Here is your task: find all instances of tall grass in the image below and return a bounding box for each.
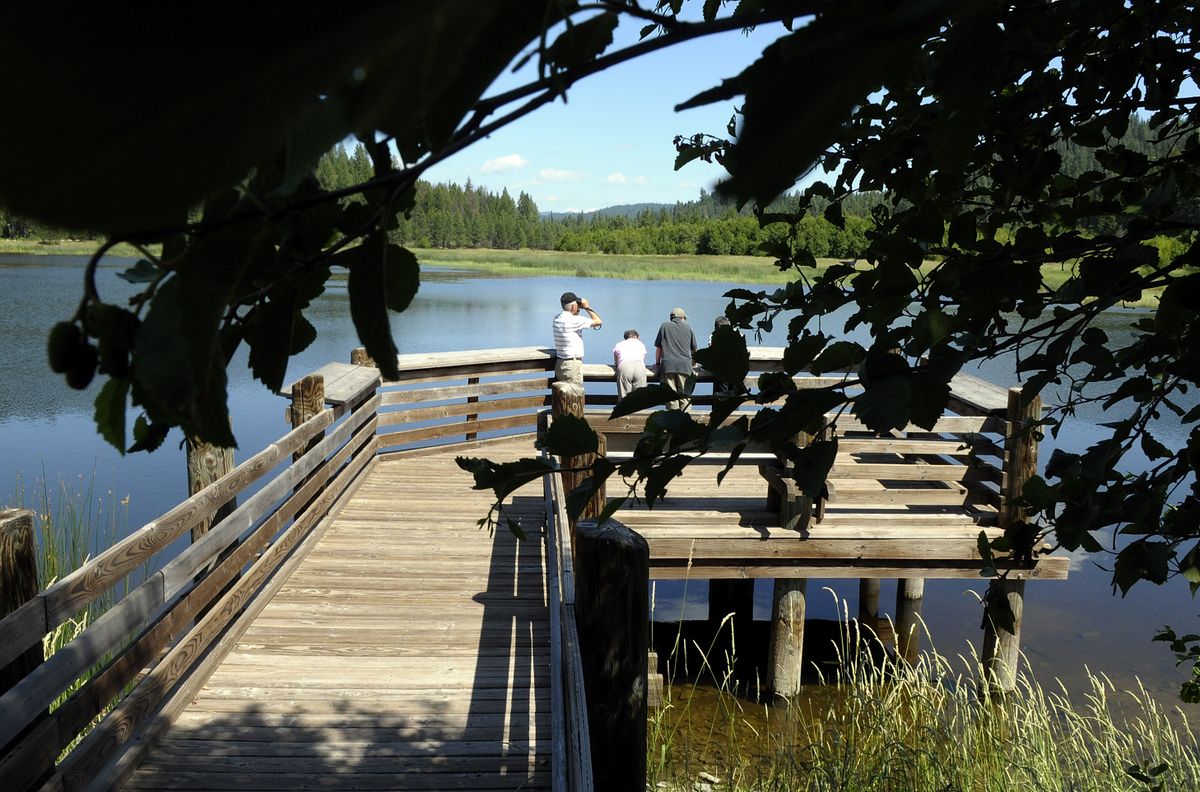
[8,473,134,755]
[649,596,1199,791]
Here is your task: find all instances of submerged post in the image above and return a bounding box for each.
[768,578,807,697]
[895,577,925,663]
[574,518,648,792]
[982,386,1041,692]
[858,578,880,628]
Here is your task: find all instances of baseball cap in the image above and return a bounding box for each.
[670,307,686,319]
[561,291,579,307]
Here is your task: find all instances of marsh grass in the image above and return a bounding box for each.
[649,595,1199,791]
[9,473,137,756]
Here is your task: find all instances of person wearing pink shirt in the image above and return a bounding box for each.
[612,329,648,400]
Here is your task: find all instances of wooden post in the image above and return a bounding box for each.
[350,347,375,367]
[895,577,925,663]
[0,509,41,695]
[465,375,480,441]
[768,578,807,697]
[1,508,54,788]
[552,382,606,543]
[858,578,880,627]
[981,578,1025,693]
[185,433,235,544]
[289,374,326,462]
[574,519,648,792]
[982,387,1041,692]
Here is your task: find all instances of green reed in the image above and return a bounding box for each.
[649,596,1199,792]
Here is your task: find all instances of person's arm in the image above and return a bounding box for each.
[579,297,602,328]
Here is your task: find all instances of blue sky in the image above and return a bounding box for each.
[423,17,788,214]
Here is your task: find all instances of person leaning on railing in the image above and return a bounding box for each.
[552,290,602,385]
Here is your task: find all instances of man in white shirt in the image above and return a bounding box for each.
[612,329,649,400]
[552,291,602,385]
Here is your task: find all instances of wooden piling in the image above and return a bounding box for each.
[858,578,880,627]
[895,577,925,663]
[551,382,606,542]
[350,347,375,367]
[981,578,1025,693]
[0,508,54,788]
[982,387,1041,692]
[574,519,648,792]
[768,578,807,697]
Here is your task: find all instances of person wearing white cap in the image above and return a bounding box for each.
[552,291,601,385]
[655,307,697,410]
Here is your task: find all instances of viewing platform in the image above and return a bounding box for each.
[0,346,1065,791]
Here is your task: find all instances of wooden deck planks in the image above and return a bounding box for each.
[124,439,552,792]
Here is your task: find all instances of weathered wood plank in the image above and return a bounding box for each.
[650,555,1070,580]
[63,442,379,791]
[38,407,335,628]
[377,394,549,426]
[380,376,553,406]
[377,412,536,447]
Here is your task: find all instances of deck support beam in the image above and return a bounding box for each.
[768,578,807,697]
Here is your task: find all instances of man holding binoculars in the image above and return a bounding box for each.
[552,291,602,385]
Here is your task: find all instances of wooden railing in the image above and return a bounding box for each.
[0,372,380,791]
[0,345,1034,792]
[544,463,593,792]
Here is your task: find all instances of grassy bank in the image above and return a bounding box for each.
[0,238,149,258]
[412,247,801,284]
[651,618,1198,791]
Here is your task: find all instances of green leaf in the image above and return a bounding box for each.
[853,375,912,433]
[340,240,400,380]
[546,12,618,70]
[780,439,838,499]
[610,383,678,419]
[543,413,599,458]
[117,259,159,284]
[456,456,553,503]
[681,3,948,206]
[128,415,169,454]
[384,244,421,313]
[810,341,865,375]
[1140,431,1172,461]
[646,455,692,508]
[94,378,129,454]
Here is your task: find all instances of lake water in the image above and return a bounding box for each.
[1,253,1196,708]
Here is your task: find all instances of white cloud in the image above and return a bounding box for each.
[634,176,648,185]
[679,180,698,188]
[606,172,627,184]
[546,195,559,202]
[540,168,585,182]
[481,154,529,172]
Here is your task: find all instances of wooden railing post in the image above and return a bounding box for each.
[0,508,54,789]
[982,386,1040,693]
[574,518,647,792]
[465,376,480,441]
[289,374,326,461]
[185,426,235,545]
[350,347,375,367]
[552,382,606,545]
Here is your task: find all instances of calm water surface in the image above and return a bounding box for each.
[0,253,1196,709]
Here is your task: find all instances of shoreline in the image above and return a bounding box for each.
[1,240,1163,307]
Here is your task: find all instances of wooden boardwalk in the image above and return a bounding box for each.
[125,440,552,791]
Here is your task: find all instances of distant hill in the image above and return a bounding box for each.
[541,202,671,220]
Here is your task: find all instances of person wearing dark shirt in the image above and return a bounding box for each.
[655,307,697,411]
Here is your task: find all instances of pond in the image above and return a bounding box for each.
[0,252,1196,709]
